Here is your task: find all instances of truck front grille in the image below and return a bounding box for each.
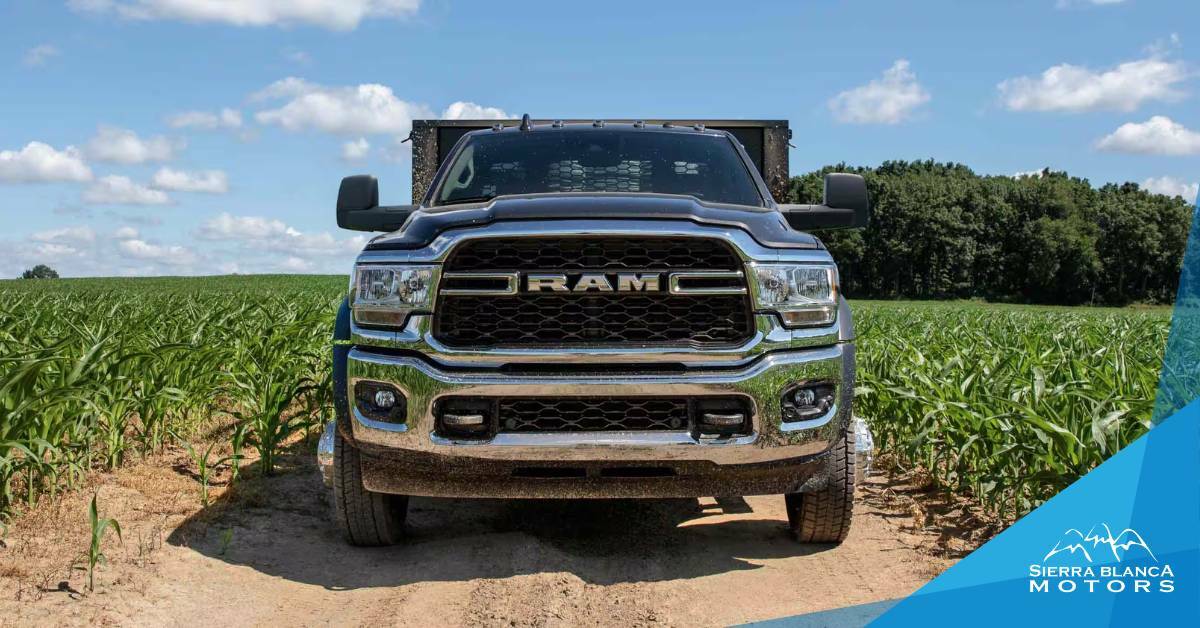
[433,237,754,347]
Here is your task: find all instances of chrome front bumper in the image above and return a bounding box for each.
[340,343,854,497]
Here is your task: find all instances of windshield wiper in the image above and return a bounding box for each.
[439,195,496,206]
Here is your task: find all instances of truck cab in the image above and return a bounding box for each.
[320,117,870,546]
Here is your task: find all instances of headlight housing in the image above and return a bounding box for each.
[351,264,437,326]
[749,263,838,328]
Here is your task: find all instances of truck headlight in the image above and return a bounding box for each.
[351,264,437,326]
[749,264,838,327]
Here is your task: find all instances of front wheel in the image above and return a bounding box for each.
[332,429,408,546]
[785,426,855,543]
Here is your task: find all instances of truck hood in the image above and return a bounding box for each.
[364,193,821,251]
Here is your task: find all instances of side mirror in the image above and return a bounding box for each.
[337,175,417,232]
[780,173,870,231]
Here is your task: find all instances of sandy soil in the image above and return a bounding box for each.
[0,442,985,627]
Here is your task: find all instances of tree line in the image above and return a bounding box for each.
[788,161,1196,306]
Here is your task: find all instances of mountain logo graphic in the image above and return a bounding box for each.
[1043,524,1157,563]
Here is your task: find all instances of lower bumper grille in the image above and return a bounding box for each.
[433,396,753,436]
[501,398,689,433]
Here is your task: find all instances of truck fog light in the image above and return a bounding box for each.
[354,381,406,424]
[782,383,836,422]
[373,389,397,409]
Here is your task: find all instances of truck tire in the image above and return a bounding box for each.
[333,429,408,546]
[785,426,855,543]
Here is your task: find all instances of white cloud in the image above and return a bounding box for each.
[151,167,229,193]
[86,126,183,164]
[23,44,60,67]
[283,48,310,64]
[1014,169,1048,179]
[32,226,97,244]
[279,256,313,272]
[68,0,421,30]
[196,213,296,240]
[1142,176,1199,203]
[195,212,366,269]
[828,60,930,125]
[998,57,1186,113]
[166,108,242,130]
[341,138,370,161]
[5,216,362,277]
[1095,116,1200,155]
[84,175,172,205]
[0,142,93,183]
[250,78,508,159]
[442,101,510,120]
[113,226,140,240]
[254,78,435,136]
[117,239,197,265]
[32,242,85,259]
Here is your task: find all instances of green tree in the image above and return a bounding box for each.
[787,162,1192,306]
[20,264,59,279]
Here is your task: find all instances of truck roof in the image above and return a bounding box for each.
[460,120,738,136]
[409,118,791,204]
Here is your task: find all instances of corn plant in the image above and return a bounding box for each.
[84,493,122,592]
[171,430,240,507]
[223,311,320,476]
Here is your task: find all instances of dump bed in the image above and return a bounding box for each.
[409,119,790,204]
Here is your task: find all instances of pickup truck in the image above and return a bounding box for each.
[318,117,872,546]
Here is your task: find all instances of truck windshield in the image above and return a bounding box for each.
[434,130,764,207]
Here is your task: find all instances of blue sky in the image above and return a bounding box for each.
[1,0,1198,277]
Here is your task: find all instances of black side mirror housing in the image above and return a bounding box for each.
[337,175,417,232]
[780,173,870,231]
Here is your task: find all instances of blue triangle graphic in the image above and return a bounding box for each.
[871,399,1200,626]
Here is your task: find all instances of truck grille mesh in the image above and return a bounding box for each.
[499,398,689,432]
[434,237,753,347]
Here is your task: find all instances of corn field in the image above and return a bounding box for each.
[0,276,1173,522]
[0,275,343,515]
[854,302,1170,520]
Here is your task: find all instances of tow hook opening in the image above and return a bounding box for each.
[692,397,753,437]
[435,398,496,439]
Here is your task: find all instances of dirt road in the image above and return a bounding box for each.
[2,446,963,627]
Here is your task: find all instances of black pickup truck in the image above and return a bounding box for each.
[318,117,872,546]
